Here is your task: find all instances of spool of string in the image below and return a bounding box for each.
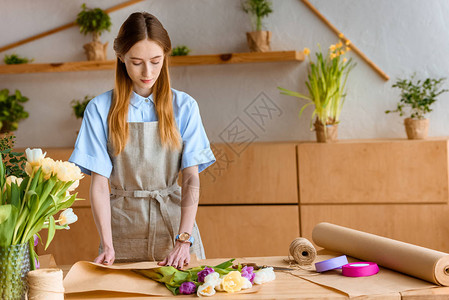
[27,268,64,300]
[289,237,317,266]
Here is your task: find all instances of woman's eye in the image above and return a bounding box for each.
[132,62,142,66]
[151,61,160,65]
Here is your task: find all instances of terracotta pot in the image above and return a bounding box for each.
[404,118,429,139]
[246,31,271,52]
[314,119,338,143]
[83,41,108,61]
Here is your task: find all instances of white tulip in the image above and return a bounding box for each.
[197,283,216,297]
[5,175,23,186]
[58,208,78,229]
[241,277,253,289]
[254,267,276,285]
[204,272,220,286]
[25,148,46,164]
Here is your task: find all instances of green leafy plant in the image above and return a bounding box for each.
[385,75,448,120]
[242,0,273,31]
[171,45,191,56]
[0,135,26,178]
[278,39,356,128]
[0,89,29,134]
[71,95,93,119]
[3,54,33,65]
[75,3,111,42]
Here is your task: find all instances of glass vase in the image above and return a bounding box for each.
[0,243,30,300]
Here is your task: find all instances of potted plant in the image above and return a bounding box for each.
[3,54,33,65]
[278,37,356,143]
[385,75,448,139]
[171,45,191,56]
[0,89,29,135]
[71,95,92,137]
[75,3,111,61]
[242,0,273,52]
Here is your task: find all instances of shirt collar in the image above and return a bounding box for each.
[130,91,154,108]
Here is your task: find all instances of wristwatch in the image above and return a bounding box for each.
[175,232,194,247]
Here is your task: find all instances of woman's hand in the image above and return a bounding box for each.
[158,241,191,269]
[94,246,115,266]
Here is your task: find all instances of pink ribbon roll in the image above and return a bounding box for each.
[315,255,349,272]
[342,262,379,277]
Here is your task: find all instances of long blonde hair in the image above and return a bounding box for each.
[108,12,181,156]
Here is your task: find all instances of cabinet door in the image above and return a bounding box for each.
[199,143,298,204]
[298,139,449,204]
[36,207,99,265]
[196,205,300,258]
[301,204,449,252]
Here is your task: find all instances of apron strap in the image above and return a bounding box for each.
[110,183,180,261]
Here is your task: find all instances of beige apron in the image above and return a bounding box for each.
[105,122,206,262]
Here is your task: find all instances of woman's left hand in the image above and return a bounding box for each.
[158,241,191,269]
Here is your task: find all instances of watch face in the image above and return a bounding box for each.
[179,232,190,241]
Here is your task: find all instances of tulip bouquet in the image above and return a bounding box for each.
[134,259,276,297]
[0,148,83,270]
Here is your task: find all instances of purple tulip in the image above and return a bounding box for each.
[34,234,38,247]
[197,267,214,283]
[35,258,40,269]
[179,281,196,294]
[241,266,255,283]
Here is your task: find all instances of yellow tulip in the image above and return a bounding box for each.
[346,46,351,52]
[330,53,337,59]
[338,33,344,38]
[303,48,310,55]
[345,40,351,46]
[41,157,56,180]
[343,58,348,63]
[222,271,244,293]
[336,41,343,48]
[329,45,336,51]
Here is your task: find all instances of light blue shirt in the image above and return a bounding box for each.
[69,89,216,178]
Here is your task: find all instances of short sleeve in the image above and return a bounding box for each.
[68,100,112,178]
[181,100,215,173]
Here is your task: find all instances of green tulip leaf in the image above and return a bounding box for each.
[0,204,12,224]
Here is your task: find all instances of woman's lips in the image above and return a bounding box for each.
[141,79,152,84]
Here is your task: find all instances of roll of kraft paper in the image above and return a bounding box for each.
[342,262,379,277]
[312,222,449,286]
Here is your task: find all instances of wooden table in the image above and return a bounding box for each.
[58,256,449,299]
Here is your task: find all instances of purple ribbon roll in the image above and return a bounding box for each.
[315,255,349,272]
[342,262,379,277]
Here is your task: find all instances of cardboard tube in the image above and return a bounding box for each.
[312,222,449,285]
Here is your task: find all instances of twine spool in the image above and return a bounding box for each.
[27,268,64,300]
[289,237,317,266]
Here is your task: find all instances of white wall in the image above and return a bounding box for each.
[1,0,448,148]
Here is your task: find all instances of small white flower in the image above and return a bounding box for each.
[197,283,216,297]
[254,267,276,285]
[58,208,78,229]
[204,272,220,286]
[241,277,253,289]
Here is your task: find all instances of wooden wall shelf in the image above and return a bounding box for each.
[0,50,304,74]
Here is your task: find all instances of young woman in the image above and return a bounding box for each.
[69,12,215,269]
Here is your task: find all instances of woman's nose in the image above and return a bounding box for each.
[142,62,153,77]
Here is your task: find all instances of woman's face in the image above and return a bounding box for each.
[121,39,165,98]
